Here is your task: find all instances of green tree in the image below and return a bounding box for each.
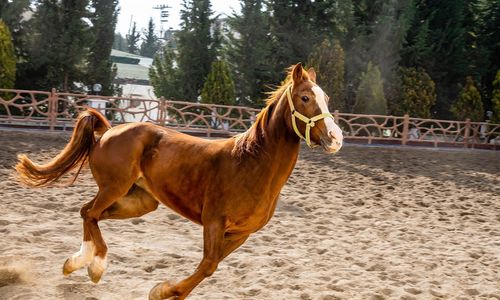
[0,20,16,89]
[201,60,235,105]
[268,0,320,77]
[413,0,469,118]
[59,0,92,91]
[126,22,140,54]
[87,0,119,96]
[353,62,387,115]
[17,0,91,91]
[345,0,413,115]
[0,0,30,58]
[478,0,500,110]
[489,70,500,123]
[176,0,217,101]
[451,76,484,121]
[397,67,436,118]
[149,42,179,100]
[308,39,346,112]
[227,0,273,107]
[140,18,160,58]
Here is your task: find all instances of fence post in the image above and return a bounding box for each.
[333,110,340,124]
[402,114,409,146]
[48,88,58,130]
[158,96,166,126]
[464,118,471,148]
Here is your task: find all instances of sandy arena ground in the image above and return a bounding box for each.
[0,129,499,300]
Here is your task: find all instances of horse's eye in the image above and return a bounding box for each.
[301,96,309,102]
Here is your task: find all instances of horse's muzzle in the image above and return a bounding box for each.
[321,126,343,153]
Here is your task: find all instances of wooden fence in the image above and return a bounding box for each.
[1,88,499,150]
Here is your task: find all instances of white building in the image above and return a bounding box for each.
[110,49,159,122]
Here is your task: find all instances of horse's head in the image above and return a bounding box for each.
[283,63,343,153]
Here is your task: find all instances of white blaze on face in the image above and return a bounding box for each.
[311,84,343,147]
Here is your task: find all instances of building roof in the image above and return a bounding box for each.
[111,49,153,83]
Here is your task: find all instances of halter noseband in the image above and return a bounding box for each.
[283,85,334,148]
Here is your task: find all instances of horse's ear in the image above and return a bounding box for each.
[292,63,308,84]
[307,68,317,83]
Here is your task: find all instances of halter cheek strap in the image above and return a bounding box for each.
[285,86,334,148]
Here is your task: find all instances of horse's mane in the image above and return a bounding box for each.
[231,74,292,158]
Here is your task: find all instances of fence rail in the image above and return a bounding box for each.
[1,88,499,150]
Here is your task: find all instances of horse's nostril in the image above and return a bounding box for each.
[328,131,338,141]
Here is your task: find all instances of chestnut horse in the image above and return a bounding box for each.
[15,64,343,299]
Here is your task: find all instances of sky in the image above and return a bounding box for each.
[116,0,241,36]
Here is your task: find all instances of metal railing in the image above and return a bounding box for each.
[1,88,499,149]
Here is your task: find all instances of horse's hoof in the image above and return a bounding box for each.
[87,256,107,284]
[62,258,73,276]
[149,283,164,300]
[149,282,177,300]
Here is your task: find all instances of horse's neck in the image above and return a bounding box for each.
[259,95,301,171]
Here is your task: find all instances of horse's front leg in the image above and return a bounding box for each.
[149,219,247,300]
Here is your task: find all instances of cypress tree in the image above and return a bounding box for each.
[353,62,387,115]
[451,76,484,121]
[227,0,273,107]
[176,0,217,101]
[87,0,119,96]
[308,39,346,112]
[0,20,16,90]
[201,60,235,105]
[397,67,436,118]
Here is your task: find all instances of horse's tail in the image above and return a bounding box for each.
[15,108,111,187]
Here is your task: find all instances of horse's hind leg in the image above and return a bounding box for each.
[85,183,158,283]
[62,199,96,276]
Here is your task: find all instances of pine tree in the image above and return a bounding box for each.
[308,39,346,112]
[0,20,16,90]
[268,0,318,76]
[400,10,432,67]
[176,0,217,101]
[126,22,140,54]
[451,76,484,121]
[149,42,179,100]
[397,67,436,118]
[87,0,119,96]
[227,0,273,107]
[417,0,469,118]
[201,60,235,105]
[489,70,500,124]
[353,62,387,115]
[140,18,160,58]
[17,0,91,91]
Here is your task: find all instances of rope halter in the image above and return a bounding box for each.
[284,85,335,148]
